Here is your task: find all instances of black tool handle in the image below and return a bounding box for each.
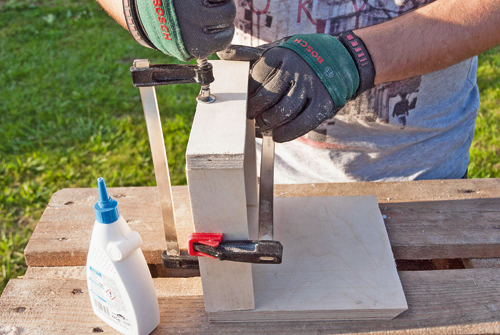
[130,63,214,87]
[193,240,283,264]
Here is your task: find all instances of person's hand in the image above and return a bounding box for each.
[218,32,375,142]
[127,0,236,61]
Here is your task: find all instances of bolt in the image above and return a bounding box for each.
[196,58,215,104]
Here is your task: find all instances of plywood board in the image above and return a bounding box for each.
[212,195,408,321]
[186,60,254,313]
[185,61,249,170]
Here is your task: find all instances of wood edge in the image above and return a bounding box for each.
[24,250,164,268]
[186,154,245,170]
[274,178,500,202]
[23,266,87,280]
[207,307,409,322]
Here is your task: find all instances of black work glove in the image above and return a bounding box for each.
[218,32,375,142]
[124,0,236,61]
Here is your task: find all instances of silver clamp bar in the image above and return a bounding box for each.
[134,59,180,256]
[258,130,275,241]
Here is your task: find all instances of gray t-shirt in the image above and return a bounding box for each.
[233,0,479,183]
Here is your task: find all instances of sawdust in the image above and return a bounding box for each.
[0,326,23,335]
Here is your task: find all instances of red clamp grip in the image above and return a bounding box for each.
[188,233,223,259]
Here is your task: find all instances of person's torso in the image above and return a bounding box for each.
[233,0,480,183]
[232,0,436,46]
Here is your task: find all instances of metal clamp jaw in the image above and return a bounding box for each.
[130,59,215,103]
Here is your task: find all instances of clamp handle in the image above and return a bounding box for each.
[188,233,283,264]
[130,62,214,88]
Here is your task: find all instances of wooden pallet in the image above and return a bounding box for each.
[2,178,500,333]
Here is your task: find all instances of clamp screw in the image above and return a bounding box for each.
[196,58,216,104]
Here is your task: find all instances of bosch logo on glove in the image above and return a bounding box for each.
[152,0,171,40]
[324,66,334,78]
[293,38,324,64]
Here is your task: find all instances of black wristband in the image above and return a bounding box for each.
[338,30,375,95]
[123,0,157,50]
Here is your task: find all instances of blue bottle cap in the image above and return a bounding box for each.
[94,177,120,224]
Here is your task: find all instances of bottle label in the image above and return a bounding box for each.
[88,264,132,331]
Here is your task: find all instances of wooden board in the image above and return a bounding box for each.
[468,258,500,268]
[185,60,249,171]
[274,178,500,202]
[24,186,193,267]
[2,268,500,334]
[185,60,255,313]
[24,179,500,268]
[210,196,407,322]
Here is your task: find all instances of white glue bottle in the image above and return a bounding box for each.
[86,177,160,335]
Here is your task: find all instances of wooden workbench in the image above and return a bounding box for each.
[1,178,500,334]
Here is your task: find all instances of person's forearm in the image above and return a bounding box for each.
[96,0,127,29]
[355,0,500,85]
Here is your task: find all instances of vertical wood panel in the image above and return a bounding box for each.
[186,60,254,312]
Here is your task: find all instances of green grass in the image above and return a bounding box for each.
[0,0,199,293]
[0,0,499,295]
[469,46,500,178]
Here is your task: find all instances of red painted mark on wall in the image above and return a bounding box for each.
[352,0,367,29]
[352,0,367,12]
[297,0,316,25]
[248,0,271,15]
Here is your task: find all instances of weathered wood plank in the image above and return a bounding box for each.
[382,198,500,259]
[23,266,86,280]
[467,258,500,268]
[2,269,500,334]
[24,186,193,267]
[24,179,500,268]
[274,178,500,203]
